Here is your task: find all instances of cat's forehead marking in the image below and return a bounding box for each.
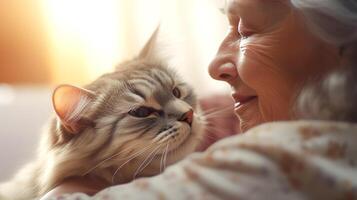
[128,67,175,103]
[153,89,172,106]
[149,68,177,106]
[150,68,175,88]
[146,96,162,110]
[128,82,150,101]
[127,73,157,101]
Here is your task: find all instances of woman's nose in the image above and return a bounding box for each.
[208,59,238,82]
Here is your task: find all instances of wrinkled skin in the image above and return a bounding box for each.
[209,0,341,132]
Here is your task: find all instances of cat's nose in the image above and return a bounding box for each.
[178,109,193,126]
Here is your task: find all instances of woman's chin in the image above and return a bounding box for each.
[234,100,264,132]
[238,120,260,132]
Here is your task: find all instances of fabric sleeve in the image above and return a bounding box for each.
[43,121,357,200]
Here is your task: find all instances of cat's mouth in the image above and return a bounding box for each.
[154,121,196,156]
[166,128,191,153]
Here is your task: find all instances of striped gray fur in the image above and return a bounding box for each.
[0,30,204,200]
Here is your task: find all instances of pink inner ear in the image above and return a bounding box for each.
[53,85,82,121]
[52,85,94,134]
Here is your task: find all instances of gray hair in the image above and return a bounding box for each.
[291,0,357,122]
[291,0,357,46]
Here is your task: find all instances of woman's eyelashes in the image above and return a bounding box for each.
[239,32,248,39]
[228,18,250,40]
[238,22,254,39]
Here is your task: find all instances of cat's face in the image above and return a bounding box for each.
[93,65,203,177]
[49,27,204,183]
[51,65,203,183]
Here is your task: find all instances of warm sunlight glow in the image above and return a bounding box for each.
[44,0,121,83]
[42,0,229,95]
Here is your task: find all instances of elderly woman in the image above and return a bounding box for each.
[43,0,357,199]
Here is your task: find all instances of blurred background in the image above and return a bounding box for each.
[0,0,230,181]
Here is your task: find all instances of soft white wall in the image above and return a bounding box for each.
[0,86,52,181]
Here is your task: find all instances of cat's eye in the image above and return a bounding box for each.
[128,106,153,118]
[172,87,181,98]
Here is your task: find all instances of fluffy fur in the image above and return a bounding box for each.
[0,29,204,200]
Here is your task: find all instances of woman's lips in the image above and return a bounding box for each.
[232,93,257,115]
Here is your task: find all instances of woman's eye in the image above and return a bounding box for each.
[238,29,251,39]
[238,22,253,39]
[128,106,153,118]
[172,87,181,98]
[239,31,249,39]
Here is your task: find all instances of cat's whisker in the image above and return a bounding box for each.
[199,105,233,119]
[201,115,237,121]
[159,142,167,173]
[200,105,233,116]
[111,144,156,183]
[199,104,231,115]
[202,132,217,140]
[133,144,163,179]
[159,152,164,173]
[205,124,237,135]
[204,131,226,140]
[160,141,170,172]
[163,141,170,171]
[196,115,235,126]
[203,123,227,130]
[203,124,227,130]
[199,107,219,116]
[153,130,170,143]
[83,146,138,176]
[153,125,179,143]
[197,114,233,123]
[159,134,171,144]
[116,143,154,164]
[144,145,163,175]
[116,142,158,161]
[83,155,118,176]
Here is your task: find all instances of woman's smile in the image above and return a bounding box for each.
[234,96,257,116]
[208,0,341,131]
[232,92,257,111]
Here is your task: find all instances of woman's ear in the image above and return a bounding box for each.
[52,84,95,134]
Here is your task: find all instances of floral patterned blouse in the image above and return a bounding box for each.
[43,120,357,200]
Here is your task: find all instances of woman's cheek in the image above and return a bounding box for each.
[238,43,293,121]
[237,47,257,86]
[259,91,293,121]
[237,44,274,88]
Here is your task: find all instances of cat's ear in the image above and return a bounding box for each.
[138,26,161,61]
[52,84,95,134]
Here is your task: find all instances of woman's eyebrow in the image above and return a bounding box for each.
[226,0,245,16]
[219,7,227,15]
[217,0,228,15]
[225,0,263,16]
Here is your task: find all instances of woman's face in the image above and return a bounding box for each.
[209,0,340,132]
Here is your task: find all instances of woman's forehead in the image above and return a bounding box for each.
[225,0,287,15]
[226,0,262,15]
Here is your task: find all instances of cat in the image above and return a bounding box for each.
[0,28,204,200]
